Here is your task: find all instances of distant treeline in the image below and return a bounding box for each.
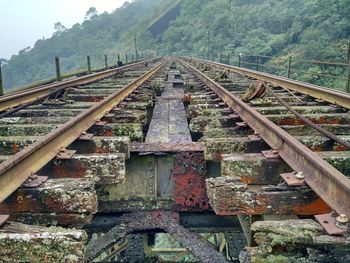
[1,0,349,91]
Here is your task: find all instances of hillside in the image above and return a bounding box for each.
[2,0,349,90]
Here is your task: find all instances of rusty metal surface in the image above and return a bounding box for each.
[188,57,350,110]
[178,58,350,218]
[280,172,306,186]
[315,213,348,236]
[55,149,76,160]
[0,60,166,203]
[22,175,48,188]
[131,142,204,153]
[85,211,228,263]
[0,59,159,112]
[173,152,210,211]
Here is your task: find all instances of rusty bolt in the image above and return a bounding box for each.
[295,172,305,179]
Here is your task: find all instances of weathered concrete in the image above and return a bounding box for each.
[0,116,70,125]
[102,109,148,125]
[39,153,126,185]
[240,219,350,262]
[265,113,350,126]
[206,177,330,216]
[0,178,97,226]
[221,153,289,185]
[201,137,269,160]
[0,124,56,136]
[0,222,87,262]
[189,115,238,133]
[255,105,346,115]
[88,123,144,142]
[69,136,130,158]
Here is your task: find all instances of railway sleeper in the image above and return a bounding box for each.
[38,153,126,185]
[265,112,350,126]
[206,176,331,216]
[0,136,130,157]
[0,178,98,227]
[220,152,350,184]
[202,135,350,160]
[240,219,350,262]
[0,222,87,262]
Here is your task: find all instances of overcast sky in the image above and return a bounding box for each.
[0,0,128,59]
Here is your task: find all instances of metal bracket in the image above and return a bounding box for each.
[236,122,248,128]
[78,132,94,141]
[22,174,48,188]
[0,215,9,227]
[56,149,76,160]
[229,113,240,119]
[104,113,115,119]
[262,149,280,159]
[315,213,349,236]
[280,172,306,186]
[95,121,107,126]
[248,134,262,141]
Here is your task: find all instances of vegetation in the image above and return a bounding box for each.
[1,0,349,91]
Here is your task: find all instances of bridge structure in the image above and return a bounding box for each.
[0,56,349,262]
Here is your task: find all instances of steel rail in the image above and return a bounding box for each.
[0,59,158,112]
[0,60,167,203]
[178,58,350,218]
[185,57,350,109]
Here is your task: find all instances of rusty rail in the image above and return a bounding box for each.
[0,60,166,203]
[186,57,350,109]
[0,59,159,112]
[178,58,350,218]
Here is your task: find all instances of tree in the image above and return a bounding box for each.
[85,7,98,20]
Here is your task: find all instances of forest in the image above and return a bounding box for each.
[1,0,349,91]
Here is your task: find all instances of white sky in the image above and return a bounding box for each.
[0,0,128,59]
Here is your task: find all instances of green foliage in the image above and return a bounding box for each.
[1,0,349,91]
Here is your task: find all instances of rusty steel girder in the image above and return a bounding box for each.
[0,60,166,203]
[0,59,159,112]
[189,58,350,110]
[178,58,350,218]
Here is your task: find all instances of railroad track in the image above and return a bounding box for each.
[0,57,349,262]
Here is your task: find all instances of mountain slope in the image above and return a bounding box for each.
[2,0,349,90]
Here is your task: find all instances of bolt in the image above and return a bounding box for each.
[295,172,305,179]
[336,214,349,225]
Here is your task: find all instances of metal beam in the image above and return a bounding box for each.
[178,58,350,218]
[0,60,166,203]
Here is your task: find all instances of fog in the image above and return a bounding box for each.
[0,0,128,59]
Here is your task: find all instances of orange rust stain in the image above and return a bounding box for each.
[292,198,331,215]
[0,193,41,213]
[103,131,113,137]
[52,161,86,178]
[334,145,348,151]
[318,116,340,125]
[240,177,256,184]
[311,146,322,152]
[95,147,105,154]
[12,143,20,154]
[279,118,304,126]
